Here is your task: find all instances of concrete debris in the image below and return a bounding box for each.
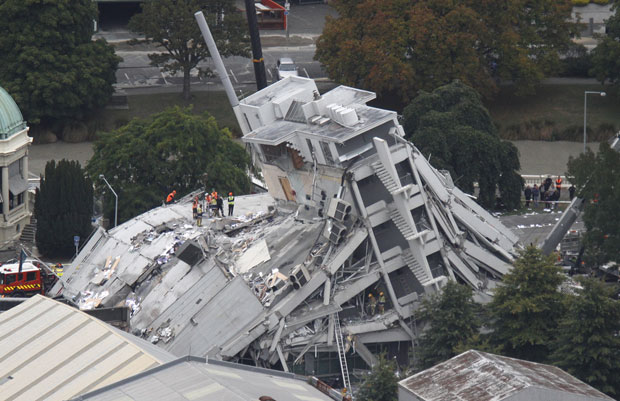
[53,78,522,379]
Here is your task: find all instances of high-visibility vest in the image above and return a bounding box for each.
[228,196,234,205]
[166,192,175,202]
[556,178,562,188]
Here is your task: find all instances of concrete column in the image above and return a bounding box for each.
[2,166,8,216]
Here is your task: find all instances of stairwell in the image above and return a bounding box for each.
[402,249,432,286]
[389,209,416,240]
[19,215,36,244]
[371,161,399,193]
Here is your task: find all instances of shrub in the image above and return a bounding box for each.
[572,0,590,5]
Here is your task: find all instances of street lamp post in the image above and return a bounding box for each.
[584,91,606,153]
[99,174,118,228]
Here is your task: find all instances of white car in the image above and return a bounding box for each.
[276,57,298,80]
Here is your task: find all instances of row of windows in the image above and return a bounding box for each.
[0,271,37,285]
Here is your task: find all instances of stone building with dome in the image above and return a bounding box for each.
[0,86,32,249]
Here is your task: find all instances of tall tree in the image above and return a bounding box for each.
[591,0,620,89]
[87,107,251,224]
[35,160,94,257]
[567,143,620,266]
[416,280,481,370]
[403,81,522,209]
[357,354,398,401]
[487,246,566,363]
[315,0,577,105]
[129,0,250,100]
[0,0,120,125]
[550,278,620,397]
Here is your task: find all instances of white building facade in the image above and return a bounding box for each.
[0,86,32,248]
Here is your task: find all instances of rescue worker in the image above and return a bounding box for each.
[367,293,377,316]
[378,291,386,314]
[205,193,212,217]
[166,190,176,205]
[228,192,235,216]
[555,176,563,194]
[192,197,198,219]
[54,263,64,277]
[196,204,203,227]
[211,193,219,217]
[217,194,224,217]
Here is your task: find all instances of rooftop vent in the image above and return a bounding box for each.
[325,103,358,126]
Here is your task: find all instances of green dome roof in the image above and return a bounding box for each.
[0,86,26,139]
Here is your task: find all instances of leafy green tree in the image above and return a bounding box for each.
[315,0,577,105]
[550,278,620,397]
[357,354,398,401]
[403,81,522,209]
[591,0,620,89]
[567,143,620,266]
[87,107,250,224]
[129,0,250,100]
[35,160,94,257]
[0,0,120,124]
[416,280,481,370]
[487,246,566,363]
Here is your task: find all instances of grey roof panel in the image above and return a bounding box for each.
[0,296,174,401]
[399,350,613,401]
[75,358,334,401]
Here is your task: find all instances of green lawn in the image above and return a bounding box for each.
[486,84,620,142]
[91,90,242,137]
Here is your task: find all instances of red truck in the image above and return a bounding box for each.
[0,261,57,297]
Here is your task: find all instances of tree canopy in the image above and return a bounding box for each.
[567,142,620,266]
[357,354,398,401]
[591,1,620,89]
[315,0,577,105]
[487,246,566,363]
[0,0,120,125]
[416,280,480,370]
[403,81,522,209]
[35,160,94,257]
[129,0,250,100]
[87,107,251,225]
[550,278,620,397]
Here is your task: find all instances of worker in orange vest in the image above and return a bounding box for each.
[555,176,562,194]
[166,190,176,204]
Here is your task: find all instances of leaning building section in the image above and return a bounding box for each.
[53,76,520,381]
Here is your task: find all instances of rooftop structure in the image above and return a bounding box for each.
[0,295,175,401]
[398,350,613,401]
[54,77,521,385]
[73,356,337,401]
[0,86,27,139]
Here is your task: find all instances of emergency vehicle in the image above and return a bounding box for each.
[0,261,56,297]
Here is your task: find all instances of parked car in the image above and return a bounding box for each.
[276,57,298,80]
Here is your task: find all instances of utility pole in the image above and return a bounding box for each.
[244,0,268,90]
[285,1,290,40]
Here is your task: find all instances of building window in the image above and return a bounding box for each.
[320,141,335,165]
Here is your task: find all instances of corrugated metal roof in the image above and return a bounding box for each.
[0,295,175,401]
[74,356,335,401]
[399,350,613,401]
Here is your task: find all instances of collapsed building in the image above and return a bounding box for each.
[52,77,520,385]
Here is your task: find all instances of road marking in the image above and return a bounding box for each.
[303,68,310,78]
[124,73,134,86]
[230,69,238,83]
[267,69,273,79]
[160,71,169,85]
